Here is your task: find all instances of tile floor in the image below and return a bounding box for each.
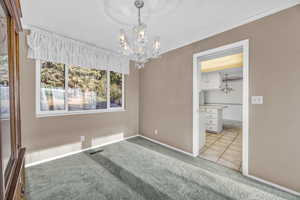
[199,126,242,171]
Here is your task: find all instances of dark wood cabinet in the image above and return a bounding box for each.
[0,0,24,200]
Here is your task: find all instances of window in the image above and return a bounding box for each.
[110,71,123,108]
[37,61,124,116]
[0,7,12,176]
[40,62,65,111]
[68,66,107,111]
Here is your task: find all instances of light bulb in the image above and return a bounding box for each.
[138,30,145,40]
[152,36,161,57]
[119,29,127,43]
[153,38,160,50]
[133,24,147,43]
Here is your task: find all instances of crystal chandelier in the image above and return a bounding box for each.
[221,74,234,94]
[119,0,161,68]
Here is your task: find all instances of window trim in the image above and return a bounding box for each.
[35,60,125,117]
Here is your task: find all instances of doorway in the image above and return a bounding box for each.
[193,40,249,174]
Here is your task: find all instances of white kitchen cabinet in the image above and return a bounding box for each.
[200,107,223,133]
[200,72,222,90]
[206,108,223,133]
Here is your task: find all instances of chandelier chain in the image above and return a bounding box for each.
[135,0,144,25]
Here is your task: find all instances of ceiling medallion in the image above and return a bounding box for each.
[103,0,182,26]
[118,0,161,68]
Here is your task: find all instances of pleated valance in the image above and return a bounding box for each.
[27,27,130,74]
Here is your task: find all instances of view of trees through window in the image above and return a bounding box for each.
[110,71,122,107]
[40,62,65,111]
[40,61,123,113]
[68,66,107,110]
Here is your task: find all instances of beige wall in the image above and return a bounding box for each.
[139,5,300,192]
[19,33,139,164]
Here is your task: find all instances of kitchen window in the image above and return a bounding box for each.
[36,60,125,117]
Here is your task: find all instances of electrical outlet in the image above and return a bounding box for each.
[80,136,85,142]
[154,129,158,135]
[251,96,263,104]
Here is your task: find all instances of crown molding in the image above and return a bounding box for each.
[161,0,300,55]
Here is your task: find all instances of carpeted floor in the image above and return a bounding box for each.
[25,137,299,200]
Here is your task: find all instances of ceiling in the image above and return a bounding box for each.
[21,0,299,54]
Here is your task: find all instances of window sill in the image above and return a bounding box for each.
[36,108,126,118]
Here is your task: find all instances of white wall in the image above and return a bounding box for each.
[205,79,242,121]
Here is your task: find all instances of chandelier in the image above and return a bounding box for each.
[119,0,161,68]
[221,74,234,94]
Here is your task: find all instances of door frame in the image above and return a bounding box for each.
[192,39,249,175]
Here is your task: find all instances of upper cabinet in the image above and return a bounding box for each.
[200,72,222,91]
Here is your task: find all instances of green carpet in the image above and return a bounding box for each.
[25,137,299,200]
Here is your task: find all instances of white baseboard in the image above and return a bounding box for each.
[25,135,139,168]
[246,174,300,196]
[139,135,196,157]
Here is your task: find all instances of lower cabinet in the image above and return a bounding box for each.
[204,108,223,133]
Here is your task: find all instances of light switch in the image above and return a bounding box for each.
[251,96,263,104]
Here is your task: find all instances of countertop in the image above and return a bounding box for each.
[199,104,227,110]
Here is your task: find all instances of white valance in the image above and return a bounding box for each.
[27,27,130,74]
